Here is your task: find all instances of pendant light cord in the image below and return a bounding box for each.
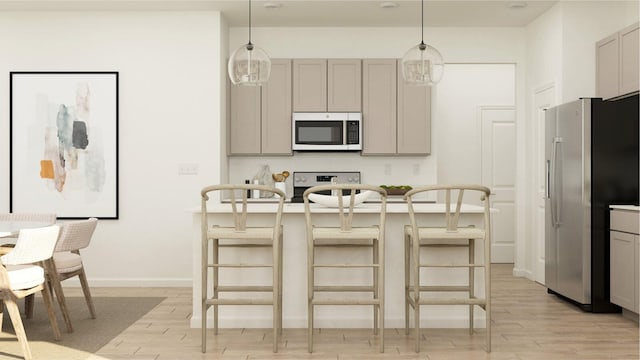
[248,0,253,46]
[419,0,426,50]
[421,0,424,45]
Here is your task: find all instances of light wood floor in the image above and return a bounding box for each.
[8,264,640,359]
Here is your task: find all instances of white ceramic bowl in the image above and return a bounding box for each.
[308,190,372,208]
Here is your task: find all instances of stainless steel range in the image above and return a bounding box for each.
[291,171,361,203]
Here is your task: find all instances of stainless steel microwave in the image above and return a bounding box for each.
[292,112,362,151]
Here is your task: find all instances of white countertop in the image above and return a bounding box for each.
[194,202,489,214]
[610,205,640,212]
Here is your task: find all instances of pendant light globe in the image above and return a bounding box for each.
[401,0,443,86]
[228,42,271,86]
[401,42,443,86]
[228,0,271,86]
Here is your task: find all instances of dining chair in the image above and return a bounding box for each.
[0,213,57,317]
[0,225,62,360]
[200,184,285,353]
[0,213,57,244]
[43,217,99,333]
[403,184,492,352]
[303,184,387,353]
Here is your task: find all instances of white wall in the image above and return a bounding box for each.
[0,11,225,286]
[436,64,516,185]
[522,1,639,281]
[561,1,640,102]
[227,27,526,197]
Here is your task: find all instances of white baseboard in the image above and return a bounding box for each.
[512,267,534,280]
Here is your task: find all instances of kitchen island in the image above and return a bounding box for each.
[191,202,492,329]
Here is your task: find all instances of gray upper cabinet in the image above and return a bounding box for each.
[229,82,261,155]
[328,59,362,111]
[619,22,639,96]
[262,59,293,155]
[362,59,431,155]
[596,22,639,100]
[293,59,361,112]
[362,59,397,155]
[397,59,431,155]
[229,59,292,156]
[293,59,327,111]
[596,33,619,100]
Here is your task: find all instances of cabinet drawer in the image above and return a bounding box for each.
[611,210,640,234]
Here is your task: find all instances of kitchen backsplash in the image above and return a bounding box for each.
[227,152,437,198]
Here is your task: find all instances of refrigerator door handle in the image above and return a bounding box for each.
[551,136,563,227]
[546,160,551,199]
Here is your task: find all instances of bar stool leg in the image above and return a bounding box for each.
[404,232,410,335]
[201,237,208,353]
[469,238,475,334]
[278,232,284,336]
[413,235,421,353]
[272,235,280,353]
[379,235,385,353]
[373,238,379,335]
[307,240,314,353]
[213,239,219,335]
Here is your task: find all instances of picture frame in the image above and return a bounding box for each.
[10,71,119,219]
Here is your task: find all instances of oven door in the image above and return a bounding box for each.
[293,120,345,150]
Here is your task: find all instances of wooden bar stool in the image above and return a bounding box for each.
[200,184,285,353]
[303,184,387,353]
[403,184,492,352]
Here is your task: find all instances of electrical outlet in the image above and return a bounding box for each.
[179,163,199,175]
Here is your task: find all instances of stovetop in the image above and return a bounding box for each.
[291,171,361,203]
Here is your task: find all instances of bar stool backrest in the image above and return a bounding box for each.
[200,184,285,232]
[404,184,492,233]
[303,184,388,232]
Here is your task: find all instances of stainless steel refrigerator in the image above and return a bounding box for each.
[545,95,639,312]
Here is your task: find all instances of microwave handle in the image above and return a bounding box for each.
[343,121,347,145]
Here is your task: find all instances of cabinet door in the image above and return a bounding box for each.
[362,59,397,155]
[328,59,362,111]
[633,235,640,314]
[610,230,636,310]
[229,82,261,155]
[293,59,327,111]
[596,33,620,100]
[397,59,431,155]
[619,22,639,96]
[262,59,292,155]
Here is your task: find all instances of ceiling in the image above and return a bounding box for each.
[0,0,560,27]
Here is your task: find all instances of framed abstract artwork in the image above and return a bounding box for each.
[10,72,119,219]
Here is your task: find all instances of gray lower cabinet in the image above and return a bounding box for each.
[596,22,639,100]
[609,208,640,313]
[362,59,431,155]
[229,59,292,156]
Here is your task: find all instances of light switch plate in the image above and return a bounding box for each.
[179,163,199,175]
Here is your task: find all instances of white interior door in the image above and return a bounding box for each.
[481,106,516,263]
[533,84,555,284]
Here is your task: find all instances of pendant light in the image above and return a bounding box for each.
[401,0,443,86]
[228,0,271,86]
